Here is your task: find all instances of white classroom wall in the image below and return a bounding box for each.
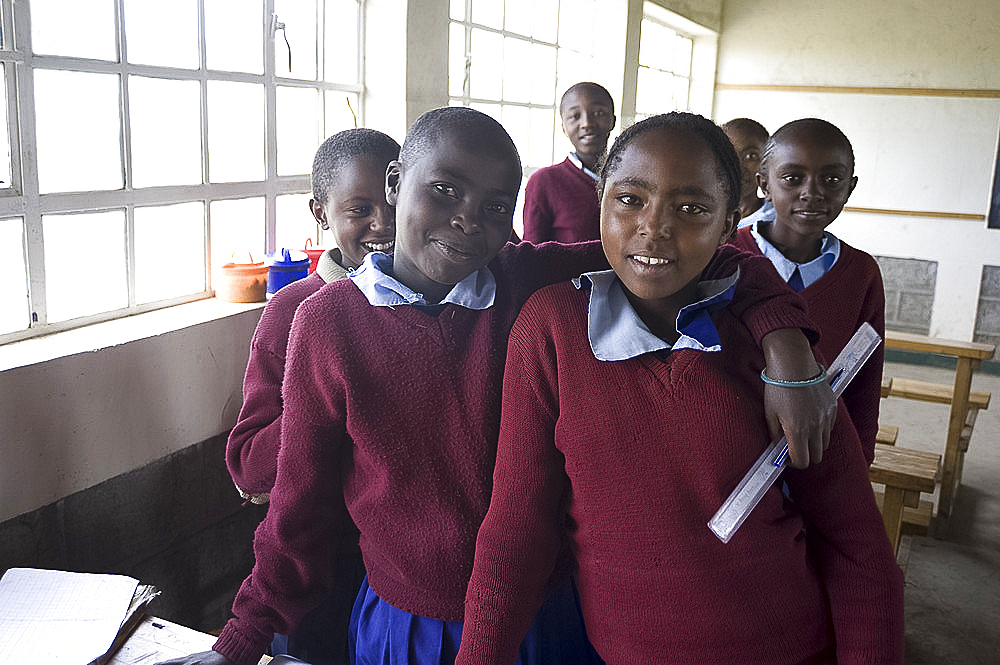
[713,0,1000,340]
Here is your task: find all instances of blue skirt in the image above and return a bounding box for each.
[348,577,603,665]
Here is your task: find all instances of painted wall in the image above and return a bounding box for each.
[714,0,1000,341]
[0,308,261,522]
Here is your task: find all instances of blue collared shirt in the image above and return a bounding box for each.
[749,221,841,290]
[573,269,740,361]
[567,152,600,182]
[348,251,497,310]
[737,200,774,229]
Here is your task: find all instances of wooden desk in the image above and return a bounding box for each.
[109,616,271,665]
[884,330,994,519]
[869,443,941,556]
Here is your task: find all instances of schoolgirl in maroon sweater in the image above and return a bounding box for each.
[161,108,836,665]
[457,113,903,665]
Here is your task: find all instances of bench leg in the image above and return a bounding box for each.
[938,358,978,520]
[880,487,907,557]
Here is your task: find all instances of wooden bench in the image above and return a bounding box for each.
[883,331,994,521]
[876,424,899,445]
[869,442,941,556]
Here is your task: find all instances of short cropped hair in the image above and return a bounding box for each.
[600,112,742,212]
[760,118,855,175]
[721,118,769,144]
[398,106,520,171]
[311,128,401,204]
[559,82,615,114]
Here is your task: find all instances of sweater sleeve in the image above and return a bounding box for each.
[457,294,571,665]
[522,170,555,244]
[783,403,905,664]
[214,300,350,665]
[704,243,820,345]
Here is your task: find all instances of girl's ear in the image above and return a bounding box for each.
[309,198,329,230]
[756,172,771,201]
[385,161,401,206]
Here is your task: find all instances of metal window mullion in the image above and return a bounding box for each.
[264,0,278,255]
[13,0,46,327]
[116,0,138,307]
[197,0,213,290]
[355,0,365,126]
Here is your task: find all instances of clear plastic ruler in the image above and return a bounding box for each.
[707,322,882,543]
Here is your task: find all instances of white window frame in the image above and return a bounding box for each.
[0,0,364,345]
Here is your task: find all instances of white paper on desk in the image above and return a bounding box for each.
[0,567,140,663]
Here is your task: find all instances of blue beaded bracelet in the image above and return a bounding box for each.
[760,364,828,387]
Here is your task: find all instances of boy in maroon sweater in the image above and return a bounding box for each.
[521,82,616,244]
[226,128,399,665]
[161,108,834,665]
[730,118,885,463]
[457,113,902,665]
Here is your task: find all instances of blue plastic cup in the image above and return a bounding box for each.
[265,248,310,298]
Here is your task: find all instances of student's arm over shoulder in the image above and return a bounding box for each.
[492,239,609,302]
[225,272,328,500]
[783,404,904,664]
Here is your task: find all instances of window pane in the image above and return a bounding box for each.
[450,0,465,21]
[210,198,265,277]
[532,0,559,43]
[130,77,202,188]
[43,211,127,322]
[205,0,262,74]
[34,70,122,193]
[528,107,555,169]
[324,0,359,83]
[277,86,321,176]
[31,0,116,60]
[449,22,467,98]
[0,218,28,334]
[472,1,503,29]
[208,81,264,182]
[470,28,503,100]
[558,1,594,53]
[0,64,12,189]
[502,37,531,103]
[325,91,359,135]
[134,202,206,303]
[504,0,532,36]
[124,0,199,69]
[636,66,674,115]
[529,43,556,106]
[275,0,318,80]
[276,193,316,254]
[501,105,529,167]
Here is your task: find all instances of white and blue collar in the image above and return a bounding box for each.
[750,221,841,290]
[348,251,497,310]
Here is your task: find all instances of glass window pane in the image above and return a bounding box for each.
[449,22,467,98]
[450,0,465,21]
[205,0,262,74]
[277,86,321,176]
[130,77,202,188]
[470,28,503,100]
[134,202,206,303]
[325,0,359,83]
[275,0,318,80]
[34,70,123,193]
[532,0,559,43]
[210,198,265,277]
[208,81,264,182]
[636,66,673,115]
[528,107,556,169]
[674,35,693,75]
[502,37,531,103]
[0,218,28,334]
[0,64,12,190]
[501,104,529,167]
[31,0,116,60]
[325,91,360,136]
[558,1,594,53]
[529,43,556,106]
[472,1,503,29]
[276,193,317,254]
[124,0,199,69]
[504,0,532,37]
[43,211,127,322]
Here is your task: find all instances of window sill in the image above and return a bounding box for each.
[0,298,265,373]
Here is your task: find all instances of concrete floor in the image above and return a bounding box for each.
[878,360,1000,664]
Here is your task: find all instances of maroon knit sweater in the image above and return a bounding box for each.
[522,158,601,243]
[731,227,886,463]
[212,241,816,665]
[458,282,904,665]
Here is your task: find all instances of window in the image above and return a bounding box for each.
[448,0,627,232]
[0,0,363,343]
